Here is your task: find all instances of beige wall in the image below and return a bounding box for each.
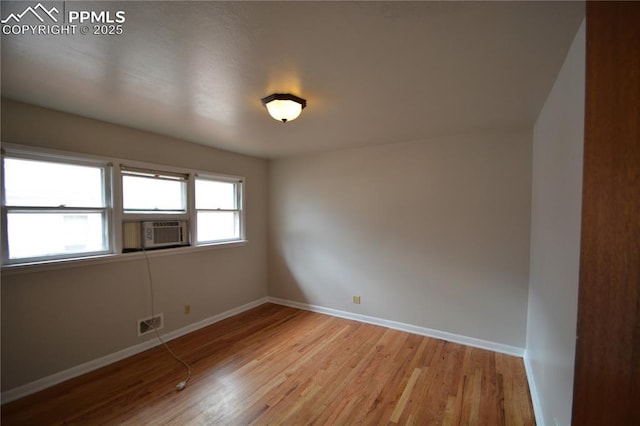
[0,98,538,393]
[269,130,532,347]
[1,99,269,391]
[526,20,585,426]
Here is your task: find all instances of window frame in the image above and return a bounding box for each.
[194,174,245,244]
[1,144,247,268]
[120,165,190,219]
[1,150,113,265]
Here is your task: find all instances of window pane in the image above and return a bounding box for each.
[123,175,185,212]
[196,180,236,209]
[7,212,107,259]
[197,211,239,242]
[4,158,104,207]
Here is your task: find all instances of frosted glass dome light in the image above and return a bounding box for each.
[261,93,307,123]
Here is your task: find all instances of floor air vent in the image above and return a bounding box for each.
[138,314,163,336]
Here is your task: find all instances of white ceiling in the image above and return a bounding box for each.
[1,1,584,159]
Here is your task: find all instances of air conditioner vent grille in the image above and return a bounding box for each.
[149,221,183,244]
[142,220,189,248]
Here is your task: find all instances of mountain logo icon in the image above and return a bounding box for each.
[1,3,59,24]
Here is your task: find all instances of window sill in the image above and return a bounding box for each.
[0,240,248,276]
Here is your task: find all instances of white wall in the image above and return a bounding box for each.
[269,130,532,348]
[0,100,269,391]
[525,20,585,426]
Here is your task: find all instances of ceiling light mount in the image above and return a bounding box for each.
[261,93,307,123]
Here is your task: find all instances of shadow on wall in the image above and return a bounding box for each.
[266,130,532,348]
[268,232,312,305]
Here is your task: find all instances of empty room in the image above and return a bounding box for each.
[1,1,638,425]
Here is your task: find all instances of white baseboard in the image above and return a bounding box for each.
[523,351,545,426]
[1,297,269,404]
[3,296,526,405]
[267,297,524,357]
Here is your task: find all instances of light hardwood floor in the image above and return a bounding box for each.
[1,303,535,425]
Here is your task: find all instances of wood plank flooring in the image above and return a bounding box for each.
[1,303,535,425]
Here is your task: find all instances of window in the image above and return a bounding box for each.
[1,145,245,267]
[2,155,110,263]
[121,167,187,214]
[195,176,243,243]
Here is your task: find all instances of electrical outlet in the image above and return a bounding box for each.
[353,295,361,304]
[184,304,191,314]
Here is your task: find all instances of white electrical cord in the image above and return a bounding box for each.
[143,249,192,391]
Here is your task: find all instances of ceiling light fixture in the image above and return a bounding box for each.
[261,93,307,123]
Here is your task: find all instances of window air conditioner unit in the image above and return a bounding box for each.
[142,221,189,248]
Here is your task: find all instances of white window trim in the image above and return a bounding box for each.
[0,240,248,275]
[1,150,113,265]
[1,143,247,271]
[121,165,189,216]
[194,173,245,244]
